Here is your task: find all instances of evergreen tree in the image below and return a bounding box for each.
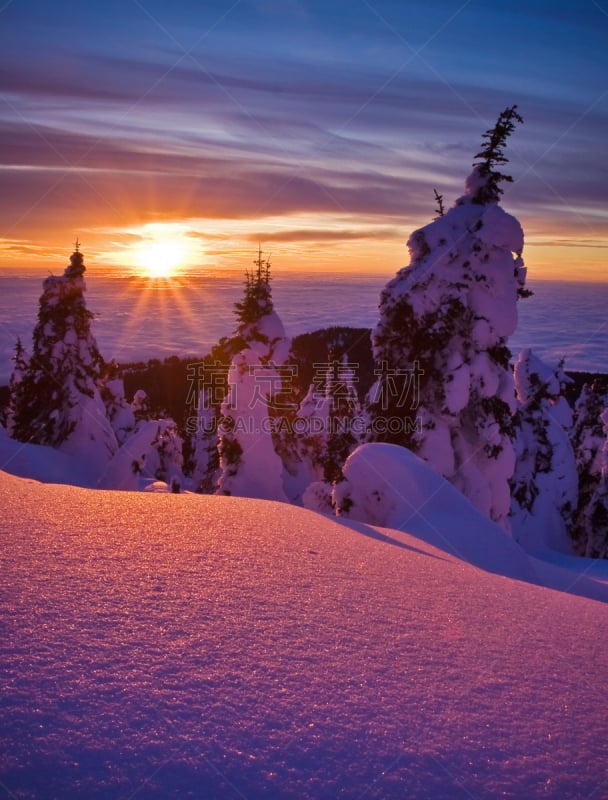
[570,383,608,557]
[9,243,117,464]
[233,247,290,365]
[510,350,577,552]
[5,338,29,437]
[99,370,136,446]
[216,249,290,500]
[149,418,184,492]
[433,189,445,218]
[191,386,220,493]
[584,414,608,558]
[235,245,272,327]
[99,416,184,492]
[132,389,153,423]
[470,105,524,204]
[367,109,526,528]
[295,381,332,485]
[323,356,361,483]
[216,349,287,501]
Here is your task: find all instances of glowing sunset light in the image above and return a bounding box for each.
[0,1,605,282]
[134,240,186,279]
[120,224,204,278]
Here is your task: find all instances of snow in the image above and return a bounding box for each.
[370,165,527,529]
[475,203,524,255]
[1,469,608,799]
[244,307,291,364]
[57,391,117,470]
[217,348,288,502]
[98,419,184,492]
[7,250,118,466]
[334,443,531,579]
[511,350,578,555]
[0,425,99,487]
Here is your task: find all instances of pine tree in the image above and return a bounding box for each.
[216,249,290,500]
[295,381,332,485]
[8,243,117,464]
[584,415,608,558]
[322,356,361,483]
[191,386,220,493]
[5,338,29,437]
[99,416,184,492]
[132,389,153,423]
[470,105,524,204]
[235,245,272,326]
[367,109,526,528]
[510,350,577,552]
[99,369,136,446]
[149,418,184,492]
[216,349,287,501]
[570,382,608,556]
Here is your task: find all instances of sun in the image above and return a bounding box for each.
[128,226,202,280]
[137,241,183,278]
[134,239,188,278]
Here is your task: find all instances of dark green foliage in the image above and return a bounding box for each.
[487,343,512,370]
[471,105,524,204]
[585,489,608,559]
[369,293,470,448]
[9,249,105,446]
[570,381,608,557]
[5,338,28,434]
[217,433,243,487]
[321,358,360,483]
[289,327,374,404]
[510,354,573,529]
[234,247,273,328]
[433,189,445,218]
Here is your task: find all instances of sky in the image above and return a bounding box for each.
[0,0,607,278]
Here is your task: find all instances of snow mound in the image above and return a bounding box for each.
[1,470,608,799]
[334,443,533,579]
[0,425,99,487]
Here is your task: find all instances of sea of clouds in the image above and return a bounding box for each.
[1,271,607,385]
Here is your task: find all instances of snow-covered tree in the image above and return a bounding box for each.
[8,244,117,466]
[583,412,608,558]
[367,108,526,528]
[293,381,332,486]
[132,389,153,423]
[283,352,364,507]
[294,356,361,486]
[100,417,184,492]
[5,338,29,436]
[191,386,220,493]
[510,349,577,553]
[470,105,524,204]
[216,250,289,501]
[100,374,136,445]
[216,349,287,501]
[233,246,290,365]
[321,356,362,483]
[571,383,608,557]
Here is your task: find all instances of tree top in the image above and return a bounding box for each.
[470,105,523,204]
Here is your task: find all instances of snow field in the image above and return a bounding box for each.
[2,471,608,799]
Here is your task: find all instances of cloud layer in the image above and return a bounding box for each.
[0,0,606,276]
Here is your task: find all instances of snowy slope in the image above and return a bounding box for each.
[1,471,607,800]
[0,425,101,487]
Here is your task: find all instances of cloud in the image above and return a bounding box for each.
[243,227,402,243]
[1,2,606,266]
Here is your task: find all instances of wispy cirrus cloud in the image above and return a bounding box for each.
[0,0,606,276]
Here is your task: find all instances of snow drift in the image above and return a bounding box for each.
[1,470,607,800]
[333,443,532,578]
